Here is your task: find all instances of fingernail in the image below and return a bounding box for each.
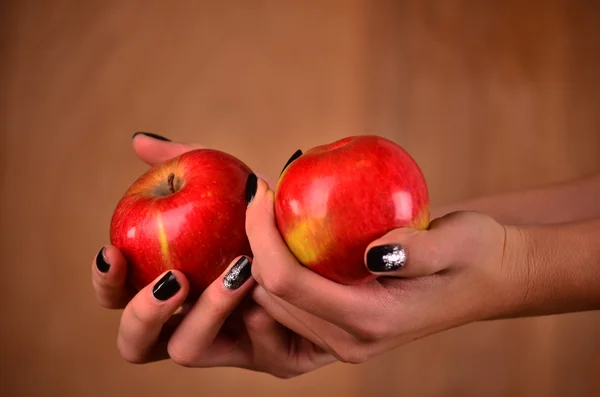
[366,245,407,272]
[152,271,181,301]
[96,247,110,273]
[223,256,252,290]
[132,132,171,142]
[280,149,303,176]
[245,173,257,206]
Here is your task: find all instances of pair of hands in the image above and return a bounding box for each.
[92,134,524,378]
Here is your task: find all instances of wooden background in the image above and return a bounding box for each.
[1,1,599,396]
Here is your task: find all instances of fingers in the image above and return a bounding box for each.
[131,132,203,166]
[250,286,330,351]
[242,304,336,377]
[252,286,357,363]
[117,270,189,364]
[166,256,255,368]
[251,286,347,353]
[92,246,133,309]
[245,177,362,329]
[364,214,462,278]
[130,132,278,187]
[241,305,293,375]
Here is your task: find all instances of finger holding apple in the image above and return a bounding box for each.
[110,147,254,300]
[273,135,430,285]
[98,132,514,372]
[94,225,335,375]
[131,132,278,186]
[246,136,519,364]
[96,133,280,309]
[92,245,133,309]
[92,134,209,312]
[93,133,339,377]
[131,131,207,166]
[117,269,190,364]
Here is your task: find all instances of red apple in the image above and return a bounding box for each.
[110,149,253,299]
[274,135,429,285]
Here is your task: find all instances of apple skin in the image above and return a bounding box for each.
[110,149,253,299]
[274,135,430,285]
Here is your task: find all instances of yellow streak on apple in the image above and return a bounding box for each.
[413,207,431,230]
[285,218,332,266]
[156,212,172,270]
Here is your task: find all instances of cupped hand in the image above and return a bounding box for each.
[246,176,526,364]
[92,133,335,377]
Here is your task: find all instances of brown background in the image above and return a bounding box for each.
[2,1,600,396]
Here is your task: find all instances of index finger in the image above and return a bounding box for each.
[131,132,204,166]
[130,133,277,187]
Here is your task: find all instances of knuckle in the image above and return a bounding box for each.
[352,322,388,342]
[95,293,113,309]
[417,237,442,273]
[259,363,301,380]
[202,292,230,320]
[97,292,127,310]
[129,302,156,327]
[245,201,263,236]
[92,279,115,308]
[261,270,291,299]
[338,348,370,365]
[242,308,272,334]
[329,338,370,365]
[167,342,196,368]
[117,337,145,364]
[99,301,121,310]
[246,192,274,239]
[270,370,298,380]
[250,263,263,286]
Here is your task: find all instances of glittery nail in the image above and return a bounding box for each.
[223,257,252,290]
[366,245,407,272]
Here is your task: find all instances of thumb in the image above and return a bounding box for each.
[132,132,204,166]
[364,222,454,278]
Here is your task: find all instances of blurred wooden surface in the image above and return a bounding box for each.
[1,1,600,396]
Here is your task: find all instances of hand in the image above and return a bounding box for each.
[92,133,335,377]
[245,176,525,364]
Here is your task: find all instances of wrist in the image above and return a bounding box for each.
[482,224,531,320]
[498,220,600,318]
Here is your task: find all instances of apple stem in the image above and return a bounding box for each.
[167,173,176,194]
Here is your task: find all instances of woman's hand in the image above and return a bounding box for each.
[93,248,334,376]
[92,133,335,377]
[245,176,527,364]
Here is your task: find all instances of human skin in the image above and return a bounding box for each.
[432,173,600,225]
[91,133,600,376]
[245,176,600,364]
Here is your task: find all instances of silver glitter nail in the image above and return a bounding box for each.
[381,246,407,270]
[367,245,407,272]
[223,257,252,290]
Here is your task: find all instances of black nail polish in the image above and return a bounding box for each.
[132,132,171,142]
[223,257,252,290]
[366,245,407,272]
[152,271,180,301]
[96,247,110,273]
[280,149,303,176]
[245,173,257,206]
